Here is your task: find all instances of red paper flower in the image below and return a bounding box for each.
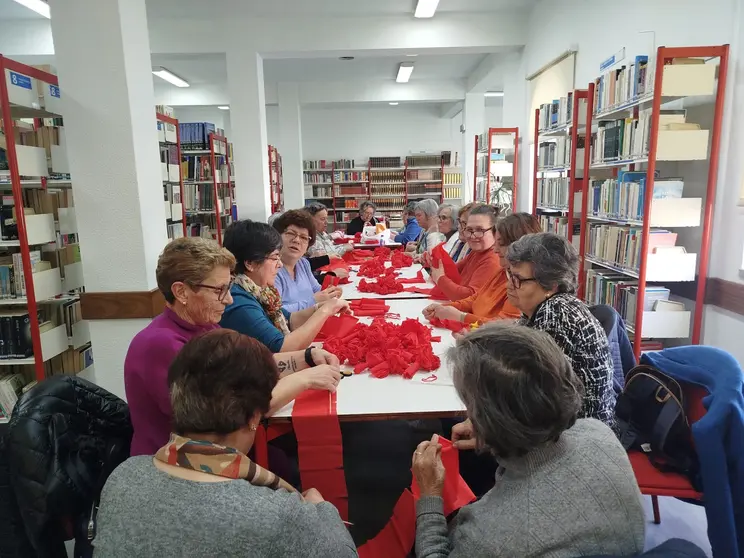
[373,247,392,259]
[391,251,413,268]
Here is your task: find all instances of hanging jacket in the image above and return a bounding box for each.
[589,304,636,394]
[4,375,133,558]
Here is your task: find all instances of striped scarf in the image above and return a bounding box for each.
[155,434,296,492]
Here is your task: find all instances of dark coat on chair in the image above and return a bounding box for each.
[589,304,636,394]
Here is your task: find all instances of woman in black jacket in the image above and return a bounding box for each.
[345,201,379,235]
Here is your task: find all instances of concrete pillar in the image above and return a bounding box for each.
[278,82,305,210]
[502,53,529,211]
[462,92,485,204]
[48,0,167,398]
[226,47,271,221]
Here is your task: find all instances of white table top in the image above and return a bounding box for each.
[340,262,432,300]
[353,242,402,249]
[272,298,465,420]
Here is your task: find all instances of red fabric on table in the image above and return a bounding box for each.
[357,489,416,558]
[391,251,414,268]
[352,308,389,317]
[428,317,469,333]
[291,390,348,521]
[343,249,375,265]
[397,270,425,284]
[354,232,362,243]
[350,298,388,309]
[401,286,447,299]
[321,274,336,289]
[314,314,359,342]
[431,244,461,282]
[358,275,405,295]
[411,437,476,517]
[363,239,379,244]
[318,259,351,273]
[333,237,351,245]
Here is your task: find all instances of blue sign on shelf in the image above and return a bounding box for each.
[49,84,60,98]
[599,55,616,72]
[9,71,32,90]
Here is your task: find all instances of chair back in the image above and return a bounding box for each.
[589,304,615,337]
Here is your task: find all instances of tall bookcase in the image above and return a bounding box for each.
[405,154,444,205]
[268,145,283,215]
[474,127,518,212]
[532,89,590,247]
[370,157,404,230]
[156,110,186,241]
[0,56,94,408]
[332,161,369,230]
[579,45,729,359]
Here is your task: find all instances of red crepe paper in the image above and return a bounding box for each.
[397,270,425,284]
[333,237,350,245]
[318,259,351,273]
[354,232,362,243]
[357,489,416,558]
[323,318,440,379]
[358,274,405,295]
[349,298,391,317]
[431,244,461,282]
[363,239,379,245]
[322,274,350,288]
[391,251,413,268]
[374,246,392,259]
[428,316,469,333]
[292,390,348,520]
[342,249,375,265]
[411,437,477,517]
[314,314,360,342]
[358,258,387,278]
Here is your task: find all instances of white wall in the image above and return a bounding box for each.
[172,106,232,139]
[523,0,744,359]
[484,100,504,128]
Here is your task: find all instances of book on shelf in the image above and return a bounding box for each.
[538,93,573,130]
[179,122,217,151]
[0,373,25,417]
[539,215,580,239]
[537,176,570,208]
[334,170,368,182]
[588,173,683,221]
[587,224,679,271]
[369,157,401,168]
[406,155,442,167]
[593,55,654,114]
[538,136,571,168]
[0,310,38,359]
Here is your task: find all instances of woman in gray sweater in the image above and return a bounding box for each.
[93,329,357,558]
[413,323,645,558]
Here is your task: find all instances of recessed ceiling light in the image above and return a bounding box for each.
[406,54,418,57]
[11,0,49,18]
[389,102,399,106]
[414,0,440,18]
[484,91,505,97]
[339,56,355,61]
[217,106,230,110]
[396,63,414,83]
[152,67,190,88]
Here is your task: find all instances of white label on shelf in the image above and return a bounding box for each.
[9,71,32,90]
[49,84,60,98]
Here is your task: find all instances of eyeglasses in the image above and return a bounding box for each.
[437,214,452,221]
[506,269,538,290]
[464,226,495,239]
[192,277,234,302]
[458,219,467,228]
[282,230,311,244]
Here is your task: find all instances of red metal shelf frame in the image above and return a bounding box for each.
[210,133,231,246]
[156,112,187,237]
[577,85,595,302]
[475,128,519,210]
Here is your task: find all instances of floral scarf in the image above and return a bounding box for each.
[233,273,290,335]
[155,434,296,492]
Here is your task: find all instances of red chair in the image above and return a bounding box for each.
[628,384,707,524]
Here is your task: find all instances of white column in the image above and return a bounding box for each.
[48,0,167,398]
[278,82,305,210]
[502,53,529,212]
[461,92,485,204]
[227,48,271,221]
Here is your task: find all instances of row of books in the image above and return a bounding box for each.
[593,55,653,114]
[167,222,184,241]
[183,183,222,211]
[179,122,217,151]
[407,169,441,181]
[334,171,368,182]
[406,155,442,167]
[539,215,578,239]
[538,93,573,131]
[0,251,41,299]
[587,224,678,271]
[306,185,333,198]
[164,182,182,208]
[538,137,571,169]
[370,157,402,168]
[303,172,332,184]
[592,109,653,163]
[0,310,37,359]
[182,155,228,182]
[160,145,179,167]
[48,344,93,376]
[587,173,684,221]
[537,177,570,208]
[0,373,27,418]
[303,159,356,170]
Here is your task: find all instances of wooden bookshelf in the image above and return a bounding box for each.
[332,161,370,231]
[268,145,283,215]
[405,155,444,205]
[474,128,518,212]
[156,110,186,241]
[579,45,729,358]
[0,56,94,400]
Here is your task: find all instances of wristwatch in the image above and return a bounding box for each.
[304,347,315,368]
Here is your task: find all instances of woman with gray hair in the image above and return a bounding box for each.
[405,198,446,258]
[346,200,380,235]
[304,202,353,259]
[436,203,466,262]
[505,232,616,425]
[412,322,645,558]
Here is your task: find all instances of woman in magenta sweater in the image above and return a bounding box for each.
[124,237,342,456]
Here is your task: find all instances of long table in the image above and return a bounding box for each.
[341,262,432,300]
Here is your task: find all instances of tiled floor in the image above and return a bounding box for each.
[641,495,710,555]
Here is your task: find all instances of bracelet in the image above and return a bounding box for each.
[304,347,315,368]
[460,312,467,323]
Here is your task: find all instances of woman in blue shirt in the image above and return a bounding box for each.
[272,210,342,312]
[220,219,348,352]
[393,201,423,244]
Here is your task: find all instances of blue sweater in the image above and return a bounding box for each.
[642,346,744,558]
[220,284,291,353]
[394,217,422,244]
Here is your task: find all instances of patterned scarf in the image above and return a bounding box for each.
[155,434,297,492]
[233,273,290,335]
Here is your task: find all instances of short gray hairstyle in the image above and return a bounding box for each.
[414,198,439,217]
[438,203,459,229]
[403,201,418,215]
[304,202,328,216]
[448,322,583,458]
[506,232,579,294]
[267,211,284,226]
[360,201,377,212]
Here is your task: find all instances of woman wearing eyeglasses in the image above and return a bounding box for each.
[423,212,540,324]
[220,220,349,353]
[124,237,343,456]
[505,232,616,426]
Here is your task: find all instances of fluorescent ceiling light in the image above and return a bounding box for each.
[217,106,230,110]
[414,0,439,18]
[152,67,190,88]
[484,91,505,97]
[396,63,414,83]
[406,54,418,57]
[11,0,50,18]
[389,102,399,106]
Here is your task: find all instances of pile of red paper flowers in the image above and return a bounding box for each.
[357,258,389,278]
[358,273,405,294]
[391,251,414,268]
[323,318,441,379]
[373,246,392,259]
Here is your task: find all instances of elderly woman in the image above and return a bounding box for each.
[346,200,380,235]
[506,232,616,425]
[124,237,342,456]
[220,220,348,353]
[437,203,461,258]
[99,330,357,557]
[305,202,352,259]
[427,205,501,302]
[423,212,540,324]
[393,201,423,244]
[405,199,446,258]
[413,323,645,558]
[272,210,342,312]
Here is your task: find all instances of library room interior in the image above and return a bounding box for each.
[0,0,743,556]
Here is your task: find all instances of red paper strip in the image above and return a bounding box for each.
[314,314,359,342]
[318,259,351,273]
[431,244,461,282]
[357,489,416,558]
[364,239,379,244]
[292,391,348,520]
[398,270,425,284]
[391,251,414,268]
[428,317,469,333]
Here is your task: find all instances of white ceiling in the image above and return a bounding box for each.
[0,0,47,19]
